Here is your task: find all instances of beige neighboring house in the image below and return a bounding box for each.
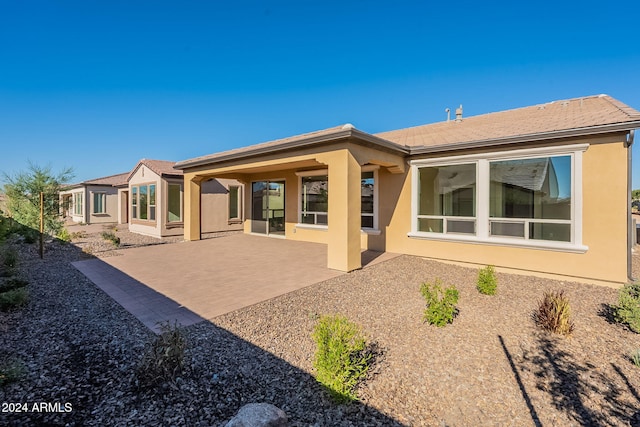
[60,172,129,224]
[125,159,243,238]
[175,94,640,286]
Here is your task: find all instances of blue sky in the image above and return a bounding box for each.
[1,1,639,188]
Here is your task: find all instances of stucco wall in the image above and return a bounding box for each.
[384,136,629,285]
[200,178,245,234]
[86,185,119,224]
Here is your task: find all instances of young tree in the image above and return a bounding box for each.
[2,163,74,235]
[633,189,640,201]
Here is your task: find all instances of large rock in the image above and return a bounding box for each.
[224,403,288,427]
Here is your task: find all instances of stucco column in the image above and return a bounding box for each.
[184,174,201,241]
[321,149,362,272]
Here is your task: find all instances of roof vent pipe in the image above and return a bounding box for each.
[445,108,450,122]
[455,104,463,122]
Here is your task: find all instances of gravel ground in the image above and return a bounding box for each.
[1,226,640,426]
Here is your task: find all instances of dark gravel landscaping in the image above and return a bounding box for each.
[1,227,640,426]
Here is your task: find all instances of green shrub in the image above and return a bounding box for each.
[18,226,38,244]
[477,265,497,295]
[0,357,26,386]
[137,321,187,388]
[535,290,574,336]
[0,278,28,293]
[57,228,71,243]
[1,248,18,270]
[613,283,640,333]
[312,314,372,403]
[420,279,459,327]
[0,288,29,311]
[631,349,640,367]
[70,230,87,240]
[101,231,120,246]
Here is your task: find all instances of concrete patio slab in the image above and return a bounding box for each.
[74,234,398,332]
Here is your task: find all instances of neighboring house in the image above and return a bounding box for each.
[175,94,640,286]
[125,159,243,238]
[60,172,129,224]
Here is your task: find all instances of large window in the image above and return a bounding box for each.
[301,175,328,225]
[73,193,83,216]
[298,169,379,229]
[411,145,585,250]
[417,163,476,234]
[228,185,241,221]
[167,183,182,223]
[489,156,571,242]
[131,183,157,221]
[92,192,106,214]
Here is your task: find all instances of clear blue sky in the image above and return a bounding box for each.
[1,1,639,188]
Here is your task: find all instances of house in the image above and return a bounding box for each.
[60,172,129,224]
[123,159,243,238]
[174,95,640,286]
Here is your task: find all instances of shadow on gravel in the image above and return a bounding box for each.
[498,335,542,427]
[524,335,640,426]
[0,237,406,426]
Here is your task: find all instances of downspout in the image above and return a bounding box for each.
[626,129,636,282]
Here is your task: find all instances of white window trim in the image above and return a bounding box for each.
[167,183,183,224]
[92,192,107,214]
[409,144,588,253]
[295,165,380,232]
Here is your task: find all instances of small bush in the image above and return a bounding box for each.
[137,321,187,388]
[420,279,459,327]
[18,226,38,244]
[477,265,497,295]
[1,248,18,270]
[0,357,26,386]
[0,288,29,311]
[101,231,120,246]
[57,228,71,243]
[312,314,372,403]
[631,349,640,367]
[535,290,575,336]
[70,230,87,240]
[613,283,640,333]
[0,278,28,293]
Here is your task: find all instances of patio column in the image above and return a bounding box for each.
[319,149,362,272]
[184,174,201,241]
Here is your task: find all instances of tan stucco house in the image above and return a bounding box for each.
[61,172,129,224]
[124,159,243,238]
[175,95,640,286]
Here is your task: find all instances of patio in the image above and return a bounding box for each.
[73,233,398,331]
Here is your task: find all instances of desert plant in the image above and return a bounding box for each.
[535,290,575,336]
[631,349,640,367]
[137,321,187,388]
[312,314,372,403]
[613,283,640,333]
[0,278,28,293]
[70,230,87,240]
[477,265,497,295]
[0,357,26,386]
[57,227,71,243]
[0,288,29,310]
[420,279,459,327]
[101,231,120,246]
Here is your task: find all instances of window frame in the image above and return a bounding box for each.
[130,182,158,223]
[297,169,329,228]
[228,185,242,223]
[409,144,587,253]
[92,192,107,214]
[167,182,183,224]
[73,192,83,216]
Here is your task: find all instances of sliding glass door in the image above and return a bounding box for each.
[251,181,285,236]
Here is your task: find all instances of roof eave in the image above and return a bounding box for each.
[175,129,409,170]
[408,121,640,155]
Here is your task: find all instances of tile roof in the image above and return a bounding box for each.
[175,125,348,168]
[176,95,640,169]
[137,159,182,177]
[83,172,130,187]
[376,94,640,148]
